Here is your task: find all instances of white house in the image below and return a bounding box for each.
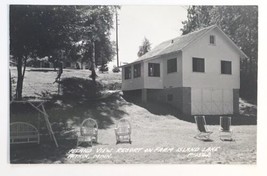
[121,25,248,115]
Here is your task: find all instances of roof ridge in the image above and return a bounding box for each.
[172,24,216,41]
[132,25,218,63]
[152,25,217,49]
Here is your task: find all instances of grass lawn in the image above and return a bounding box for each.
[10,68,257,164]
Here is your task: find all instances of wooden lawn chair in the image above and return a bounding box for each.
[77,118,98,146]
[219,116,233,141]
[194,116,213,140]
[115,119,131,144]
[10,122,40,144]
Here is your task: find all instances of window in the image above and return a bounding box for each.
[167,94,173,101]
[148,63,160,77]
[133,63,141,78]
[221,61,232,74]
[124,66,131,79]
[167,58,177,74]
[193,57,205,72]
[210,35,215,45]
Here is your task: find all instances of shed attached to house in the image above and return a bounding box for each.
[121,25,247,115]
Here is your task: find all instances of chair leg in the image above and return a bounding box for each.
[220,132,233,141]
[94,136,98,143]
[194,132,201,139]
[129,135,131,144]
[194,132,211,140]
[205,134,211,140]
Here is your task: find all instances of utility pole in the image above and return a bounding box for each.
[116,10,119,67]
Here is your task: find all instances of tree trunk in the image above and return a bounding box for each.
[16,56,23,100]
[51,56,57,71]
[90,42,97,83]
[15,56,27,100]
[22,57,27,79]
[91,69,96,82]
[9,70,12,101]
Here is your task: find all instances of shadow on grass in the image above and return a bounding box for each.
[10,91,130,163]
[10,94,130,130]
[124,96,257,126]
[10,138,77,164]
[29,69,57,72]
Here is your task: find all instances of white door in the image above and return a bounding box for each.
[191,88,233,115]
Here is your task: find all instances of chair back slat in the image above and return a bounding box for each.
[115,119,131,133]
[220,116,231,131]
[117,126,130,133]
[81,127,96,136]
[80,118,98,136]
[116,119,131,129]
[82,118,98,128]
[195,116,207,132]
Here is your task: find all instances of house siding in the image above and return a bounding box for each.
[233,89,239,114]
[144,58,163,89]
[182,28,240,115]
[182,27,240,89]
[121,62,145,91]
[121,26,242,115]
[162,51,183,88]
[182,87,191,115]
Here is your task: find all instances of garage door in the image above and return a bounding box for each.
[191,88,233,115]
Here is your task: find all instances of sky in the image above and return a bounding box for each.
[108,5,188,68]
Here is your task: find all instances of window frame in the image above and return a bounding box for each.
[133,63,141,78]
[124,66,132,80]
[192,57,205,73]
[148,63,160,77]
[221,60,232,75]
[167,58,177,74]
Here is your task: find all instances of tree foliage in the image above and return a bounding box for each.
[10,5,80,99]
[137,37,151,57]
[73,6,117,67]
[181,6,258,102]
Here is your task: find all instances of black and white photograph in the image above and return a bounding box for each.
[7,4,258,165]
[2,0,267,175]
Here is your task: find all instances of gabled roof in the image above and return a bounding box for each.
[123,25,248,66]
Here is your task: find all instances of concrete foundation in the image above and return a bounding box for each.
[124,87,238,115]
[147,87,191,115]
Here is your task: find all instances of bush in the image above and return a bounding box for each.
[99,65,108,72]
[104,82,122,90]
[112,66,120,73]
[60,77,103,100]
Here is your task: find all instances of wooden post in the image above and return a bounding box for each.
[142,89,147,103]
[116,10,119,67]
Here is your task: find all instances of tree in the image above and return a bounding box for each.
[137,37,151,57]
[180,6,258,102]
[10,5,81,100]
[10,5,117,99]
[74,6,117,82]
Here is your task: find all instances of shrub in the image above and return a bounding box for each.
[60,77,103,100]
[112,66,120,73]
[99,65,108,72]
